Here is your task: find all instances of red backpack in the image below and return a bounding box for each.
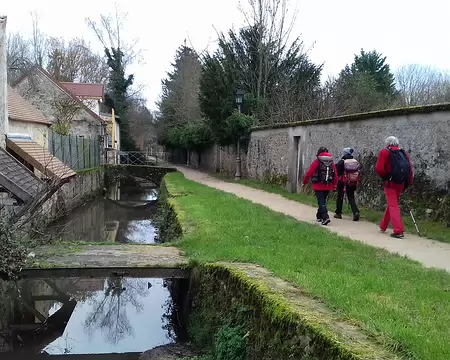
[343,159,361,185]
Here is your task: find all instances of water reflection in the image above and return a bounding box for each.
[46,177,159,244]
[0,275,189,356]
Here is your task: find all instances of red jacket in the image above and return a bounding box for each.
[376,146,414,189]
[303,152,338,191]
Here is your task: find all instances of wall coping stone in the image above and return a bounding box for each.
[252,103,450,131]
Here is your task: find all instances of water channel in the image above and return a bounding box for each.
[0,176,196,359]
[46,177,160,244]
[0,273,190,358]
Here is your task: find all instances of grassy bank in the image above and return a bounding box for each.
[214,175,450,244]
[164,172,450,360]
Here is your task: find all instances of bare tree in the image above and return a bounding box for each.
[51,94,83,135]
[6,33,32,84]
[47,37,109,83]
[128,99,157,150]
[239,0,298,100]
[30,12,47,68]
[86,4,141,67]
[396,64,450,106]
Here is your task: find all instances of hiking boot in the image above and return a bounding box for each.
[322,218,331,226]
[390,233,404,239]
[353,213,360,221]
[334,213,342,219]
[316,218,322,223]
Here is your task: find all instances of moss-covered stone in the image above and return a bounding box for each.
[159,174,403,360]
[155,178,183,243]
[188,263,402,360]
[104,165,177,188]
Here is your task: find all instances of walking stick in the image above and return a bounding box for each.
[404,197,421,237]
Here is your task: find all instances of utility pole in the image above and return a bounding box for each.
[0,16,8,148]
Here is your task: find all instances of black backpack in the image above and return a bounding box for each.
[315,155,335,185]
[388,148,411,185]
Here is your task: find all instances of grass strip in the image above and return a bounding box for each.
[165,172,450,360]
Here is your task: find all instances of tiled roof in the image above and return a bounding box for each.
[0,147,43,203]
[7,85,52,125]
[60,82,104,100]
[6,138,76,181]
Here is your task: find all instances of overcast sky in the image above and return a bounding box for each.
[3,0,450,111]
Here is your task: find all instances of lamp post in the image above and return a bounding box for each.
[235,89,244,180]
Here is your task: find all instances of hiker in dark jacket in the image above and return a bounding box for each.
[303,147,338,226]
[376,136,414,239]
[334,147,361,221]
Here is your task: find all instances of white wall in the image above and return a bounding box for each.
[9,120,49,149]
[115,122,120,150]
[83,99,100,116]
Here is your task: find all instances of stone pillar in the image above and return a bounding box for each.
[0,16,7,148]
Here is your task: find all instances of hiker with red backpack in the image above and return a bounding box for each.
[334,147,361,221]
[303,147,338,226]
[376,136,414,239]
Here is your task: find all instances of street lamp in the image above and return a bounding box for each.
[235,89,244,180]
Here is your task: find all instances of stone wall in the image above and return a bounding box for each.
[245,106,450,219]
[182,105,450,220]
[14,69,103,139]
[42,167,104,222]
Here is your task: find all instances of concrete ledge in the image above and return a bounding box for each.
[253,103,450,131]
[25,244,188,270]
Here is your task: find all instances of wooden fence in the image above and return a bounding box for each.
[48,130,101,170]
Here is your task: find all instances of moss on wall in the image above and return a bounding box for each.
[187,263,400,360]
[253,104,450,131]
[155,177,183,243]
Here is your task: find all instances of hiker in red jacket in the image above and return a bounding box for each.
[376,136,414,238]
[303,147,338,226]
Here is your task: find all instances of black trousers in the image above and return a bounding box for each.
[336,182,359,215]
[315,190,330,221]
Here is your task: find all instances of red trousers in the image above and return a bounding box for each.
[380,185,405,234]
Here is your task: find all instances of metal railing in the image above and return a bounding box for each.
[106,150,162,166]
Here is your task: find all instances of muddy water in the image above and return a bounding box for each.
[46,178,160,244]
[0,272,190,358]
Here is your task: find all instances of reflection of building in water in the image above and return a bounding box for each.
[0,277,106,354]
[109,182,120,200]
[0,281,14,352]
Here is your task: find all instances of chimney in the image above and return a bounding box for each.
[0,16,7,148]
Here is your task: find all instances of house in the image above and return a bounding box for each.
[7,84,51,149]
[4,85,76,181]
[60,82,104,116]
[100,110,121,164]
[13,67,106,139]
[100,110,121,150]
[0,87,75,218]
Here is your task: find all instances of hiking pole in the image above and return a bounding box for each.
[404,198,421,237]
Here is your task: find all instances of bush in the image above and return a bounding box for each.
[219,112,255,146]
[0,220,27,279]
[213,325,247,360]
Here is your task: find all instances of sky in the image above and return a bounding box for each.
[3,0,450,111]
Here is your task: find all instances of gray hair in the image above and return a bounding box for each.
[385,136,399,147]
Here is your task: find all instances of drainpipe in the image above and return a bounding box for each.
[0,16,7,148]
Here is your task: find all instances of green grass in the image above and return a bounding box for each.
[213,175,450,244]
[165,172,450,360]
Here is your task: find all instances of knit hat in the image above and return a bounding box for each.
[343,147,354,156]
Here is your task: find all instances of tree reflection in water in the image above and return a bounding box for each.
[83,277,149,345]
[160,279,189,343]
